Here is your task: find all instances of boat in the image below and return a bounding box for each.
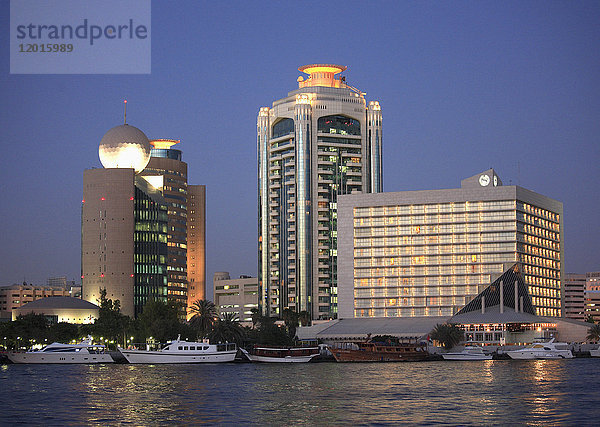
[117,336,237,364]
[329,340,428,362]
[506,338,573,360]
[6,336,114,364]
[240,345,320,363]
[442,345,492,361]
[590,346,600,357]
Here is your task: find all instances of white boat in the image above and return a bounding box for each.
[506,338,573,360]
[442,345,492,361]
[590,346,600,357]
[117,336,237,364]
[240,346,320,363]
[6,336,114,364]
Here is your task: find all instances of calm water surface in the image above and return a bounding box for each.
[2,359,599,425]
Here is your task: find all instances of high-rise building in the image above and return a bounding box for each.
[187,185,206,312]
[564,273,586,321]
[257,64,383,320]
[140,139,189,317]
[82,124,168,318]
[338,169,564,319]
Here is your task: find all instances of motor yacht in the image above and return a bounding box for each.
[6,336,114,364]
[442,345,492,361]
[506,338,573,360]
[590,346,600,357]
[117,336,237,364]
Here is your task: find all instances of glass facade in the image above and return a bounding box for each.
[352,199,562,318]
[134,185,168,318]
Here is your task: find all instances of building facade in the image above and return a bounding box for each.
[187,184,206,313]
[141,139,189,317]
[12,296,99,324]
[564,272,586,321]
[338,169,564,319]
[0,283,73,319]
[213,272,259,324]
[258,64,382,320]
[82,124,168,318]
[584,272,600,322]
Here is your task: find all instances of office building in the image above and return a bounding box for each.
[564,273,586,321]
[187,184,206,313]
[258,64,383,320]
[140,139,189,317]
[338,169,564,319]
[0,282,73,318]
[213,272,259,324]
[82,124,168,318]
[585,272,600,322]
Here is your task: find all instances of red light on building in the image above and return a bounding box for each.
[81,275,84,279]
[130,196,134,200]
[101,197,105,201]
[130,274,134,277]
[100,273,104,277]
[82,199,85,203]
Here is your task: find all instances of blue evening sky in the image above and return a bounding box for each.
[1,1,598,299]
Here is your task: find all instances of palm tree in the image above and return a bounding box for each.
[298,311,311,327]
[587,323,600,343]
[430,323,464,350]
[188,299,217,339]
[208,312,245,345]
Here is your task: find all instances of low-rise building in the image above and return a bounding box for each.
[213,272,258,324]
[564,273,586,321]
[0,283,75,319]
[12,296,99,324]
[585,272,600,322]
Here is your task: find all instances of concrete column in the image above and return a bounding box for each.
[514,280,519,313]
[482,295,485,314]
[500,280,504,314]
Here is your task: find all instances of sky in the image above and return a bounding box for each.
[1,1,599,301]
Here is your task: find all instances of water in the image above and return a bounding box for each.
[1,359,599,425]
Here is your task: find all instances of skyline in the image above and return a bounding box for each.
[1,1,599,301]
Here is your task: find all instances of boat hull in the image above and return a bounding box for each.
[590,349,600,357]
[442,354,492,361]
[240,349,318,363]
[118,349,236,364]
[7,352,114,364]
[507,350,573,360]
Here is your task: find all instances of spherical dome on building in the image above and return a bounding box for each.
[99,124,151,173]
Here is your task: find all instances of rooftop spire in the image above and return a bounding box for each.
[123,99,127,125]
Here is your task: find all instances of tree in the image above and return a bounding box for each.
[137,299,184,343]
[208,312,245,345]
[281,308,299,339]
[89,288,131,348]
[250,308,260,329]
[188,299,217,339]
[587,323,600,343]
[430,323,464,350]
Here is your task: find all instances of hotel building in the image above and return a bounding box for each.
[338,169,564,319]
[258,64,382,320]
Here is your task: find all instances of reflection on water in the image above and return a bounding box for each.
[1,360,599,425]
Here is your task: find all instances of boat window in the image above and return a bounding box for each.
[178,346,183,350]
[190,346,195,350]
[203,346,208,350]
[184,346,188,350]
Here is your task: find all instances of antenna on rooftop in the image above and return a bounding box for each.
[124,99,127,125]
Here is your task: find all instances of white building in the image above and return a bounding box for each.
[213,272,258,324]
[258,64,383,320]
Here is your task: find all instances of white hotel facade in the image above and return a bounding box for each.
[338,169,564,319]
